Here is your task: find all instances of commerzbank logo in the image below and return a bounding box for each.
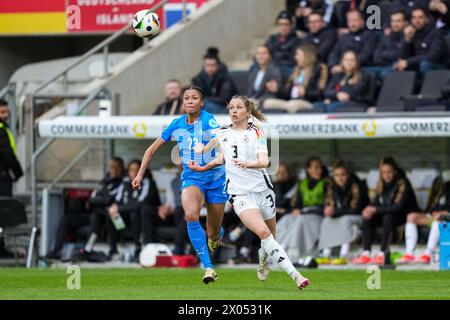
[362,120,377,137]
[132,122,148,139]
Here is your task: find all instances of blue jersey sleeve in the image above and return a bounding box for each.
[206,114,220,139]
[161,118,178,142]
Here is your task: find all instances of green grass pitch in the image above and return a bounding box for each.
[1,268,449,300]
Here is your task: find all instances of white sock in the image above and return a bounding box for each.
[405,223,418,255]
[339,243,350,258]
[261,235,300,281]
[425,221,440,256]
[322,248,331,258]
[362,250,370,256]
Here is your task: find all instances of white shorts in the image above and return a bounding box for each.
[230,189,276,221]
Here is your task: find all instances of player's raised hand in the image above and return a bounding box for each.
[188,160,204,172]
[132,175,143,189]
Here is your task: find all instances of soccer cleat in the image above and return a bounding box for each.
[351,254,371,265]
[295,275,310,290]
[202,268,218,284]
[208,238,220,252]
[370,253,385,266]
[315,257,331,265]
[396,253,416,265]
[257,248,270,281]
[416,253,431,264]
[331,257,348,265]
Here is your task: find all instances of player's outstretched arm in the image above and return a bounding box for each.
[193,138,219,154]
[132,138,166,189]
[234,152,269,169]
[188,151,224,172]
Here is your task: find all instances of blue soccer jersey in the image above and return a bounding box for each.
[161,110,226,189]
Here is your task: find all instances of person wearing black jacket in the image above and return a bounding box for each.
[153,80,183,115]
[353,157,420,266]
[191,48,237,114]
[265,11,302,77]
[317,160,368,265]
[429,0,450,32]
[315,50,370,112]
[0,99,22,197]
[396,7,448,76]
[106,160,160,261]
[45,157,124,261]
[264,44,328,112]
[0,99,23,258]
[304,12,338,63]
[327,9,379,71]
[370,10,408,79]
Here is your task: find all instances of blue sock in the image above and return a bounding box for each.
[187,221,213,269]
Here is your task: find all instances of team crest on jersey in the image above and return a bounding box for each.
[238,200,246,208]
[242,135,249,143]
[209,119,219,128]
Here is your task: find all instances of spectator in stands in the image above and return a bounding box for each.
[273,162,298,218]
[295,0,333,34]
[153,80,184,115]
[264,44,328,112]
[317,160,367,265]
[0,98,23,258]
[106,160,160,261]
[327,9,379,73]
[304,12,338,63]
[396,7,448,76]
[191,48,237,114]
[429,0,450,32]
[276,156,327,263]
[330,0,370,34]
[315,50,370,112]
[392,0,430,17]
[155,164,188,255]
[266,11,302,77]
[371,10,409,80]
[247,45,283,108]
[396,178,450,265]
[352,157,420,266]
[46,157,125,261]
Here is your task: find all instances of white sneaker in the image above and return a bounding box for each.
[203,268,218,284]
[257,248,270,281]
[295,275,310,290]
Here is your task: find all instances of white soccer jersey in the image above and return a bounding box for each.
[215,123,273,195]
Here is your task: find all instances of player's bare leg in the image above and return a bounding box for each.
[239,209,309,290]
[182,187,217,284]
[205,203,225,251]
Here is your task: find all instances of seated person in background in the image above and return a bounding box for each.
[330,0,367,33]
[247,45,283,108]
[106,160,160,261]
[191,47,237,114]
[153,79,184,115]
[396,178,450,264]
[156,165,188,255]
[392,0,430,17]
[352,157,420,266]
[396,7,448,76]
[264,44,328,113]
[266,11,302,77]
[317,160,367,265]
[304,12,338,63]
[295,0,332,35]
[276,156,327,263]
[46,157,125,260]
[327,9,379,73]
[371,10,408,80]
[315,50,369,112]
[429,0,450,32]
[273,162,298,218]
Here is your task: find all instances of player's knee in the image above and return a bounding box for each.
[184,211,199,222]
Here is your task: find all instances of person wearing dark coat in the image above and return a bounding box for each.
[153,80,183,115]
[191,49,237,114]
[328,9,379,71]
[265,11,302,77]
[396,7,448,75]
[304,12,338,63]
[429,0,450,32]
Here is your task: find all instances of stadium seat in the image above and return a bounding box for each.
[376,71,416,112]
[408,168,440,211]
[404,70,450,111]
[229,70,249,95]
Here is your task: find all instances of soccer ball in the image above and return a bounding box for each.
[132,10,160,38]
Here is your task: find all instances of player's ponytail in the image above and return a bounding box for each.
[230,95,267,123]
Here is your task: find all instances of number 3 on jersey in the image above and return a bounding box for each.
[232,145,238,159]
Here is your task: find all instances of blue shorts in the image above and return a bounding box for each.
[181,173,228,204]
